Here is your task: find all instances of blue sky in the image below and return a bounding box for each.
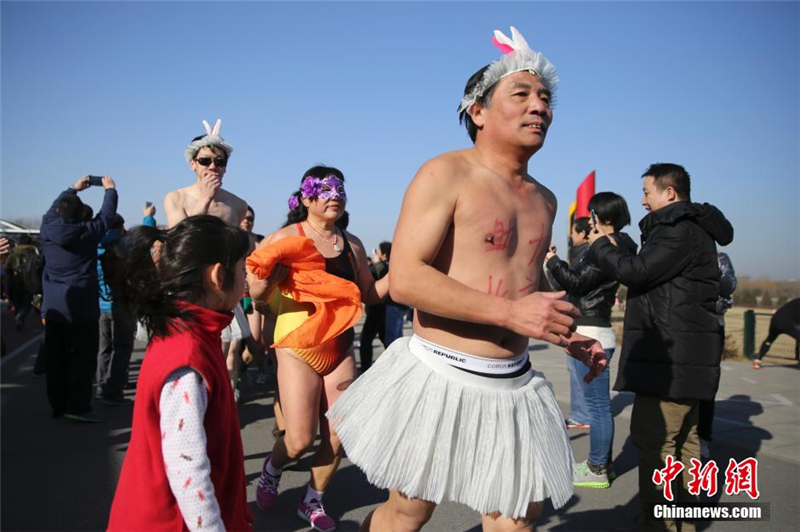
[2,1,798,279]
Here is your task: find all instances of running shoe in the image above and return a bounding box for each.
[99,394,132,406]
[565,418,591,430]
[256,453,281,510]
[297,498,336,532]
[752,359,762,370]
[573,460,610,489]
[64,412,106,423]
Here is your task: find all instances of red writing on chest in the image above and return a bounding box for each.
[527,222,547,266]
[484,219,515,252]
[487,275,510,298]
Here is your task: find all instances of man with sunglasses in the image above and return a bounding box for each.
[164,120,247,229]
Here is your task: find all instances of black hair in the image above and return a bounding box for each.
[115,215,249,340]
[283,165,346,227]
[110,214,125,231]
[588,192,632,232]
[17,234,33,246]
[79,204,94,221]
[336,210,350,231]
[379,241,392,260]
[642,163,691,201]
[57,194,83,219]
[572,217,591,237]
[246,205,255,216]
[458,65,500,143]
[189,136,229,161]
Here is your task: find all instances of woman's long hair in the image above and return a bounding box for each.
[114,215,249,339]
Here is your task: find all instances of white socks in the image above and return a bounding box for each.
[304,485,324,504]
[265,457,282,477]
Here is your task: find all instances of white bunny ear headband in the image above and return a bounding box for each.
[184,118,234,162]
[458,26,559,114]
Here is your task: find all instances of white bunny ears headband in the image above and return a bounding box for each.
[184,119,234,162]
[458,27,559,114]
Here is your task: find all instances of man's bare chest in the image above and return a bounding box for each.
[453,195,553,265]
[183,192,239,225]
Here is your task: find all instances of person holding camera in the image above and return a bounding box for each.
[40,174,118,423]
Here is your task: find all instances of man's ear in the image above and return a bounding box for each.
[665,186,677,202]
[469,102,487,128]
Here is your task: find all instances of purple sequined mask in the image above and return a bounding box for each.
[300,174,347,202]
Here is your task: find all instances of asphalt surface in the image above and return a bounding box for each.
[2,311,799,531]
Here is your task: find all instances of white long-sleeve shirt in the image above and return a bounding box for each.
[159,367,224,532]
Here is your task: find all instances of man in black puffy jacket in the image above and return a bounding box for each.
[587,163,734,532]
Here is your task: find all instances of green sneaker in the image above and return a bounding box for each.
[573,460,610,488]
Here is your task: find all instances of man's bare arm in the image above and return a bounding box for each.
[390,158,578,345]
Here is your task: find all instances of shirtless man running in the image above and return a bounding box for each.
[164,119,247,228]
[327,27,607,532]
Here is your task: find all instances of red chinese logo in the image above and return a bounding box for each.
[652,455,685,501]
[653,456,760,500]
[687,458,719,497]
[724,457,760,500]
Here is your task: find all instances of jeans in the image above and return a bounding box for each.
[572,348,615,465]
[384,303,407,347]
[567,355,591,425]
[96,309,136,399]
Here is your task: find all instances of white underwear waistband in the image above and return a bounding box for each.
[408,334,529,376]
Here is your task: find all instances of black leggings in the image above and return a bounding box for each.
[755,323,800,361]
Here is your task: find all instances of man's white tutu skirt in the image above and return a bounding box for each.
[326,335,574,520]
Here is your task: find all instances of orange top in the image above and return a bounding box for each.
[246,236,362,349]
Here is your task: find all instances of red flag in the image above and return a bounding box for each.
[575,171,596,218]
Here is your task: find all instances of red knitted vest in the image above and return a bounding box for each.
[107,303,253,532]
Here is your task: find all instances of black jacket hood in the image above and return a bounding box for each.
[640,202,733,246]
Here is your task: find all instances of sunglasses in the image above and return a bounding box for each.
[244,216,254,222]
[195,157,227,168]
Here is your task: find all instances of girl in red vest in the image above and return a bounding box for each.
[107,215,253,532]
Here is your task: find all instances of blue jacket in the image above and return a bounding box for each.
[40,188,118,323]
[97,229,123,314]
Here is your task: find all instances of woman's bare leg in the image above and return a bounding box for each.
[309,351,356,491]
[270,348,323,469]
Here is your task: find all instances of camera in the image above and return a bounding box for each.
[88,175,104,187]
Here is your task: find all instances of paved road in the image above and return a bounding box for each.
[2,314,799,531]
